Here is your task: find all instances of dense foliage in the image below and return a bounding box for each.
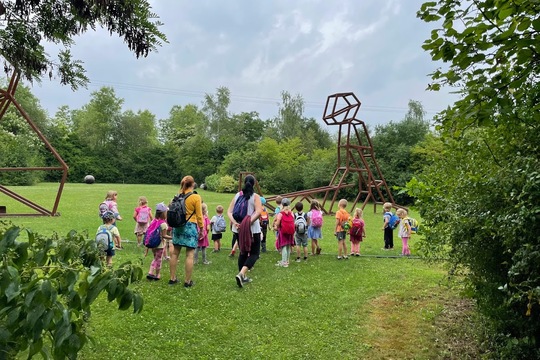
[0,222,144,359]
[412,1,540,357]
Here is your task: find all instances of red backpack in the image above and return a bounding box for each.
[280,211,295,235]
[350,218,365,237]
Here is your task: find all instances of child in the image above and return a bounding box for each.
[397,208,412,256]
[382,202,395,250]
[133,196,153,247]
[272,195,283,252]
[146,203,172,280]
[274,198,295,267]
[210,205,225,253]
[259,197,269,252]
[96,211,120,267]
[349,208,366,256]
[335,199,350,259]
[307,200,323,255]
[195,203,211,265]
[294,202,309,262]
[100,190,123,248]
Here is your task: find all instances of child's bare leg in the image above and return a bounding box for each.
[303,246,308,258]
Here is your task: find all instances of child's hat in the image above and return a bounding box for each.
[260,196,266,204]
[281,198,291,206]
[156,202,168,212]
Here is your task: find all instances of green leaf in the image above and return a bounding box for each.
[132,293,144,314]
[5,281,20,303]
[28,337,43,358]
[117,288,133,310]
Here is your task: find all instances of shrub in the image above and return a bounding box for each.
[0,222,144,359]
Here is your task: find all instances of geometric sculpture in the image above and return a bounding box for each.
[260,92,398,214]
[0,71,69,217]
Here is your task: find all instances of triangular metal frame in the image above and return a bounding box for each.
[0,71,69,217]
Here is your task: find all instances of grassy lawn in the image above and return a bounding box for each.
[2,183,479,359]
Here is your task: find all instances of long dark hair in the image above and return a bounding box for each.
[242,175,256,199]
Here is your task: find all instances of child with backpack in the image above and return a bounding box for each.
[259,197,269,252]
[335,199,350,259]
[349,208,366,256]
[307,200,323,255]
[95,211,120,267]
[195,203,211,265]
[397,208,412,256]
[99,190,123,248]
[382,202,397,250]
[133,196,153,247]
[294,202,309,262]
[210,205,226,253]
[146,203,172,280]
[274,198,295,267]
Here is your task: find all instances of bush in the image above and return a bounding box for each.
[204,174,220,192]
[0,222,144,359]
[217,175,237,193]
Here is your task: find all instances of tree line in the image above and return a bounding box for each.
[0,82,429,204]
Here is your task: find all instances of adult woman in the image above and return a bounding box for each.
[169,176,203,287]
[227,174,262,288]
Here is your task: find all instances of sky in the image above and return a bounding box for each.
[28,0,457,128]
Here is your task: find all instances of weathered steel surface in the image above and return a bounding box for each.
[0,71,68,217]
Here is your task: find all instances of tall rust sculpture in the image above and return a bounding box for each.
[0,71,69,216]
[258,92,397,214]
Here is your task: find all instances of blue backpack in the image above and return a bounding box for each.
[95,225,114,251]
[385,212,400,230]
[232,192,249,223]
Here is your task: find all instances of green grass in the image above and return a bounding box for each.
[2,183,478,359]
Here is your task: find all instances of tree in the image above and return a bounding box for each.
[72,87,124,151]
[371,100,429,204]
[417,0,540,132]
[0,0,167,89]
[412,1,540,356]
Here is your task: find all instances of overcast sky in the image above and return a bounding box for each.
[29,0,456,128]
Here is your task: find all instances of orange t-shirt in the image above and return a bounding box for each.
[335,208,350,232]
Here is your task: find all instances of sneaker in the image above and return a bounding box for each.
[165,256,171,261]
[203,260,211,265]
[349,253,354,256]
[344,256,349,259]
[168,279,179,285]
[242,277,252,284]
[355,253,360,257]
[235,273,244,288]
[316,247,322,255]
[146,274,157,281]
[184,280,194,288]
[282,262,289,268]
[295,257,301,263]
[275,261,283,266]
[303,256,308,261]
[337,256,343,260]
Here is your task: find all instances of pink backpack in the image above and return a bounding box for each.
[136,206,151,224]
[311,210,323,228]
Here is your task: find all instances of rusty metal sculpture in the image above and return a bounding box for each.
[253,92,398,214]
[0,71,69,216]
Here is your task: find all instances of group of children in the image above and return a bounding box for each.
[95,190,414,278]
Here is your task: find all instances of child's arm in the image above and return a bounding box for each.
[382,215,389,230]
[133,208,138,222]
[149,209,154,222]
[404,220,412,237]
[160,226,172,240]
[335,213,340,233]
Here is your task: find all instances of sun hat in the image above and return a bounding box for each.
[281,198,291,206]
[156,202,168,212]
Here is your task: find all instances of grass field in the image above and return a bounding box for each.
[2,183,480,359]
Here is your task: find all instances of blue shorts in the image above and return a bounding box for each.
[336,231,346,241]
[172,222,198,249]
